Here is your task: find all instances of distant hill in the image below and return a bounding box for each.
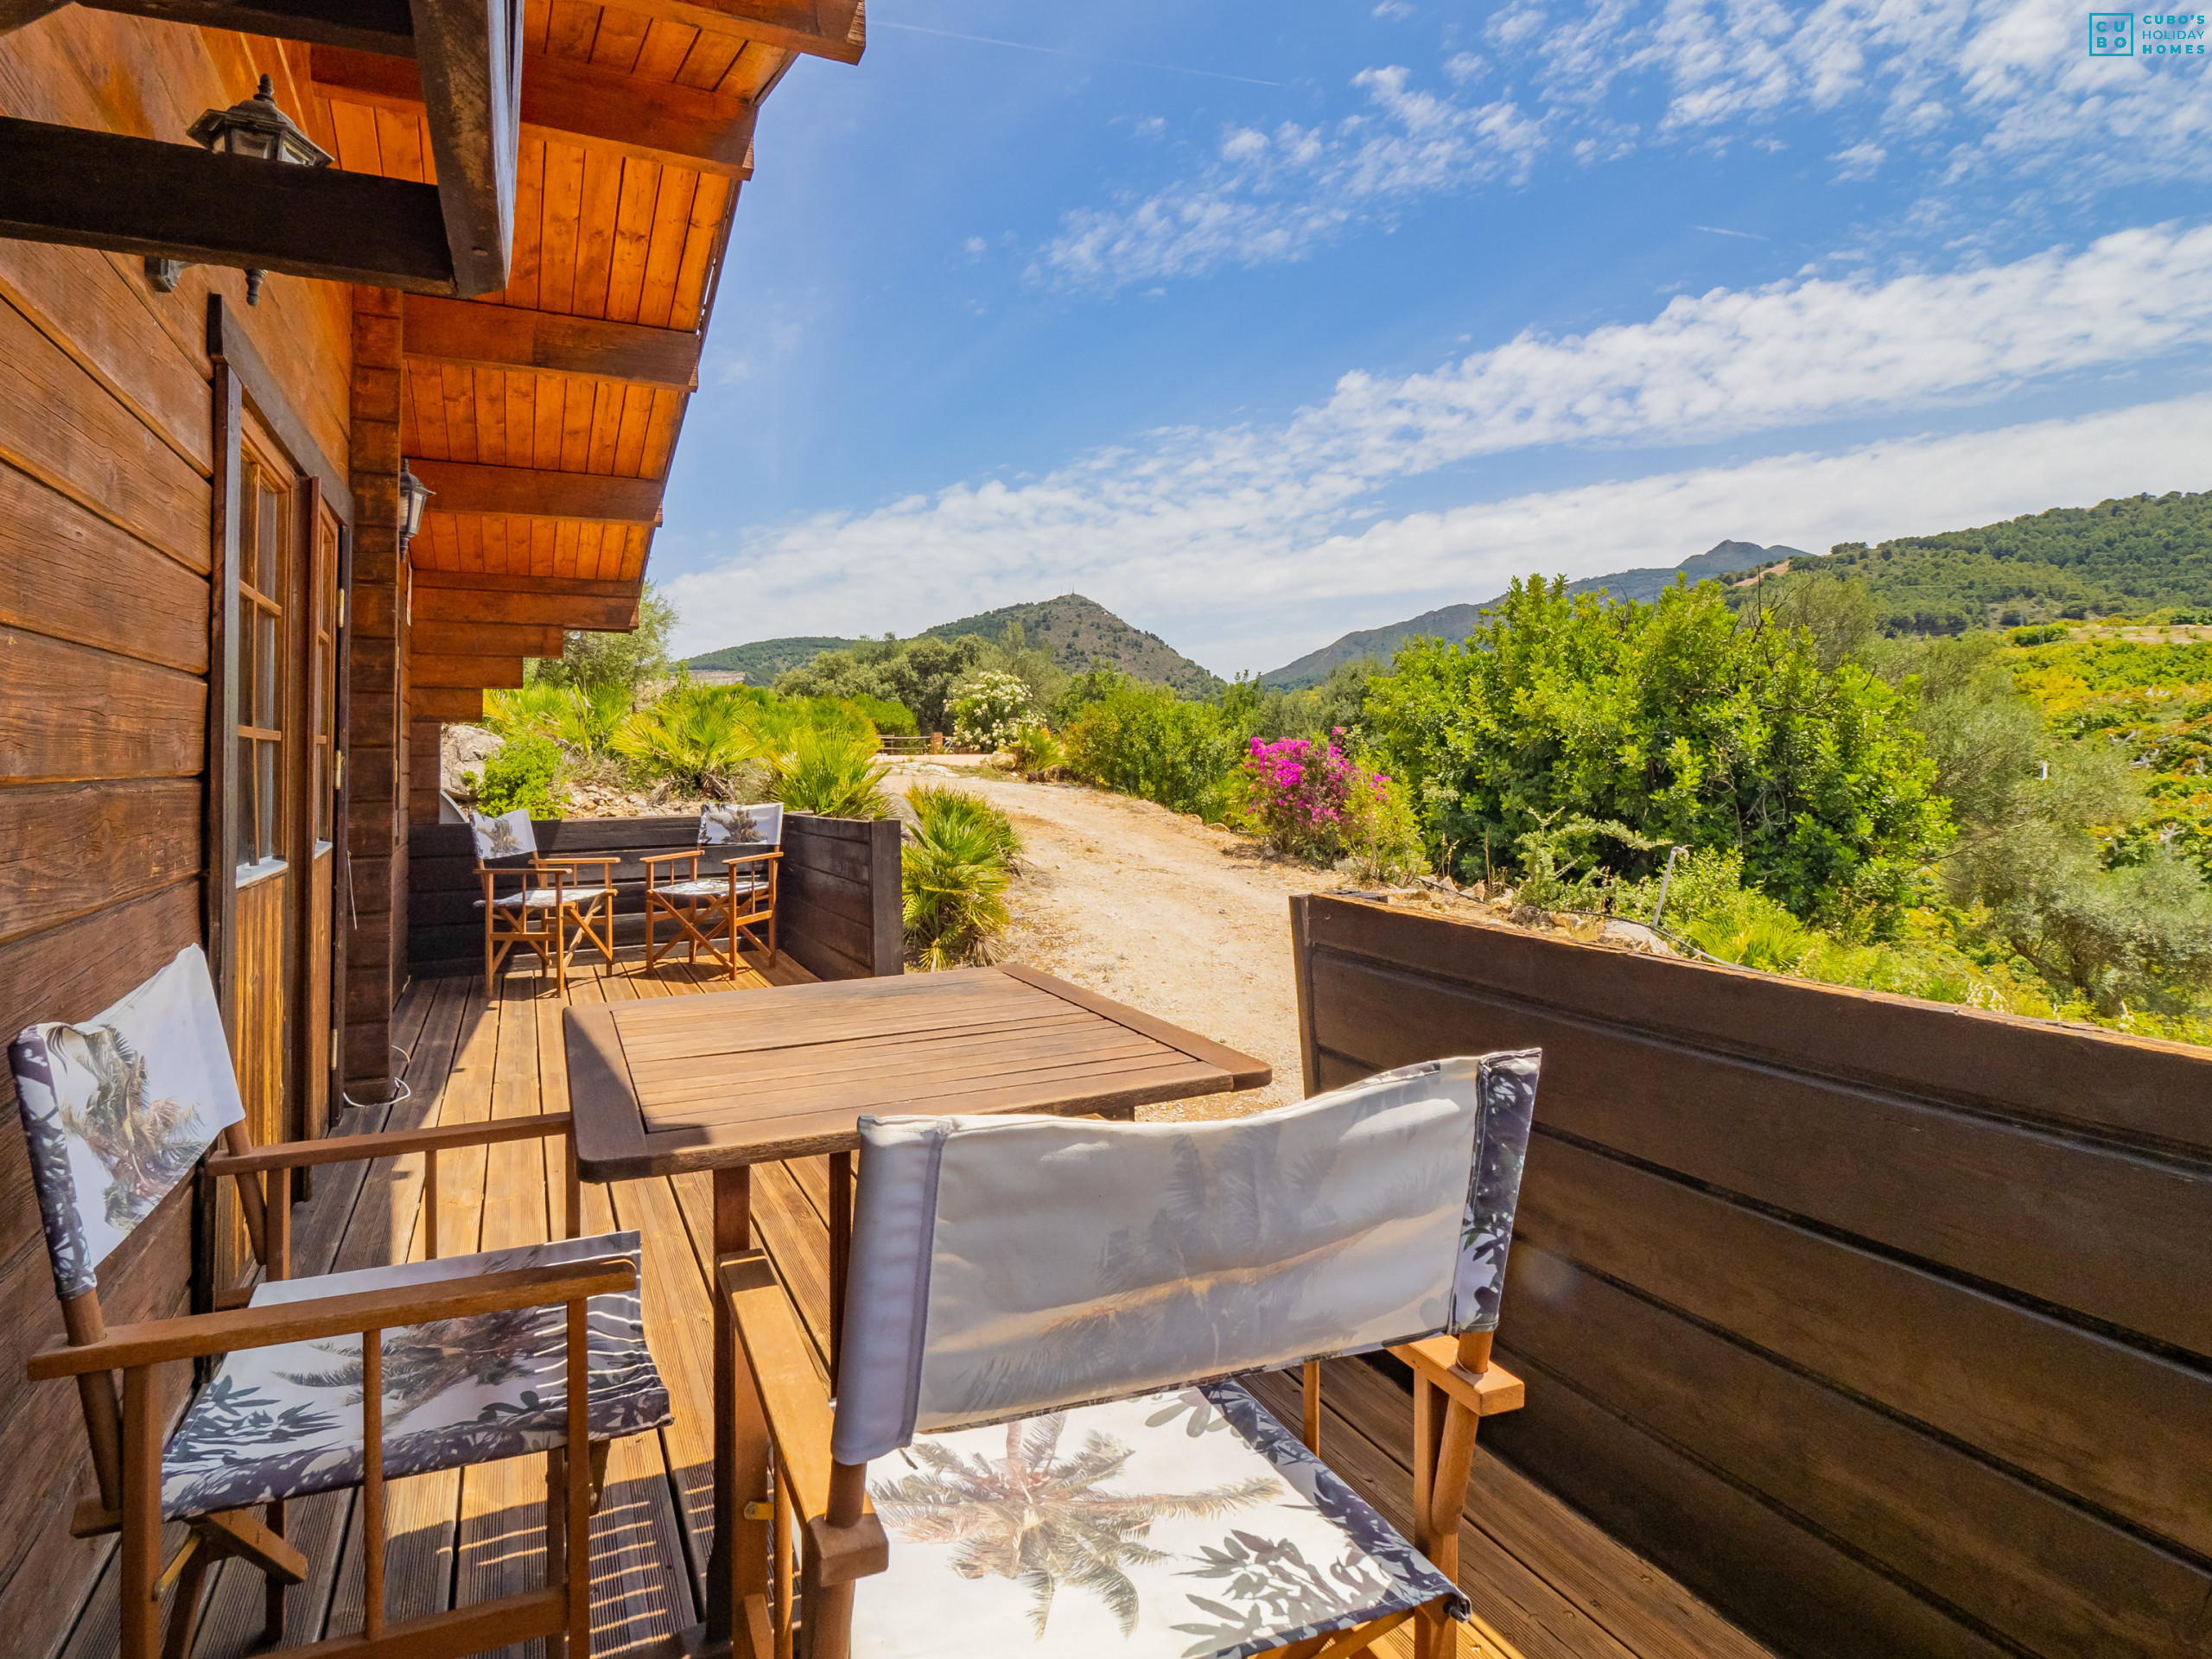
[917,594,1220,696]
[1259,540,1808,689]
[684,636,862,683]
[1745,491,2212,634]
[683,594,1220,697]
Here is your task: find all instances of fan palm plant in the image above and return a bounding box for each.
[613,685,760,795]
[903,785,1020,969]
[759,724,895,818]
[554,680,632,759]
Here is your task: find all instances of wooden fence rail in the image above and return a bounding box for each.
[1289,893,2212,1659]
[407,812,904,982]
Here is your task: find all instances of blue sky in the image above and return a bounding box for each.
[655,0,2212,675]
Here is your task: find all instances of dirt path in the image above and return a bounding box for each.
[887,763,1350,1121]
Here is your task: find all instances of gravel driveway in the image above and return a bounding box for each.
[888,764,1351,1122]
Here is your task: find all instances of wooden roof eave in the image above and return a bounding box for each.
[0,0,524,298]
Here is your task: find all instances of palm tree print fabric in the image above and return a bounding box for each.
[853,1381,1464,1659]
[835,1052,1541,1459]
[699,803,782,848]
[160,1231,670,1519]
[470,807,536,861]
[8,946,245,1299]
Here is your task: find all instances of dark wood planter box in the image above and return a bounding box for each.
[407,811,904,982]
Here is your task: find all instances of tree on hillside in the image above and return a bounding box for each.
[776,634,989,733]
[531,582,677,690]
[1365,576,1952,927]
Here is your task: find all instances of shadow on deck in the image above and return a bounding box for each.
[57,947,1772,1659]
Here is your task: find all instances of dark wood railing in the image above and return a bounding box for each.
[1290,893,2212,1659]
[408,812,904,982]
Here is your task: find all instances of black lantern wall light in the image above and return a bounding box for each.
[148,75,333,302]
[397,461,435,550]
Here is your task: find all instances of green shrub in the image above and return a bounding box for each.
[1366,576,1951,926]
[762,726,895,818]
[1062,677,1243,818]
[904,785,1020,969]
[1007,723,1065,777]
[475,732,564,819]
[847,693,918,737]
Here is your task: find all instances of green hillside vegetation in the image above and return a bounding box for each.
[683,635,863,682]
[1728,490,2212,634]
[1261,540,1805,688]
[685,594,1219,702]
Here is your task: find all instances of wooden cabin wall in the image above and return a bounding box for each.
[344,287,410,1096]
[0,16,352,1655]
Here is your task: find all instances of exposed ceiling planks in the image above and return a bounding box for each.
[345,0,855,701]
[312,44,758,177]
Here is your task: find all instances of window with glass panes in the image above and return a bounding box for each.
[238,443,289,869]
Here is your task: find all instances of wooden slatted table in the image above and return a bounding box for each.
[561,963,1270,1655]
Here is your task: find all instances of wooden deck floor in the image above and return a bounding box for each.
[58,949,1771,1659]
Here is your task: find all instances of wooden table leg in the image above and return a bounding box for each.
[828,1151,851,1389]
[709,1166,765,1654]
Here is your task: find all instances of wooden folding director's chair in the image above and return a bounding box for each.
[726,1050,1541,1659]
[465,803,620,997]
[10,945,673,1659]
[642,802,784,980]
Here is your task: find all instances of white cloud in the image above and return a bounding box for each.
[1373,0,1416,17]
[668,397,2211,670]
[1036,0,2212,290]
[1033,67,1544,289]
[670,226,2212,665]
[1830,139,1885,179]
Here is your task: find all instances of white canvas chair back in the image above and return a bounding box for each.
[700,802,784,849]
[8,945,245,1300]
[831,1050,1539,1465]
[469,805,538,861]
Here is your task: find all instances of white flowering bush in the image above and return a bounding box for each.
[950,671,1033,751]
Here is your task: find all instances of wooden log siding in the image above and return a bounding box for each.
[406,813,904,982]
[1287,894,2212,1659]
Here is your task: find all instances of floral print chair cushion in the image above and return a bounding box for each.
[162,1231,671,1519]
[8,945,245,1300]
[469,806,537,862]
[835,1052,1540,1462]
[853,1382,1466,1659]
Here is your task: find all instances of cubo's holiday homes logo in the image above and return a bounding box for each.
[2092,11,2208,53]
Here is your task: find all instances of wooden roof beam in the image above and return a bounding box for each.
[411,653,527,690]
[313,45,760,178]
[0,116,459,291]
[413,687,486,722]
[409,460,664,526]
[410,0,523,297]
[613,0,864,66]
[0,0,414,54]
[411,568,642,630]
[411,621,565,658]
[402,295,701,391]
